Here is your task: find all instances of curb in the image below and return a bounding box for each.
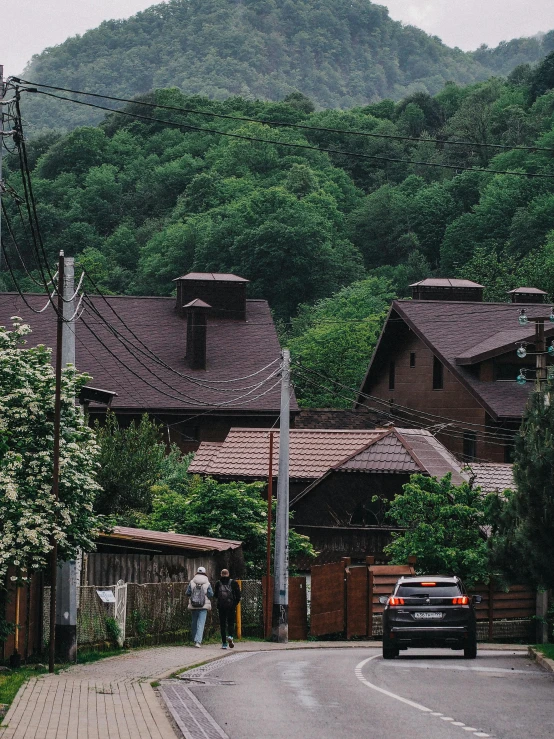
[528,646,554,673]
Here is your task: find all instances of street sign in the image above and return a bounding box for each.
[96,590,116,604]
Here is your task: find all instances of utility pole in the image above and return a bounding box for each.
[55,257,77,664]
[272,349,290,643]
[49,251,65,673]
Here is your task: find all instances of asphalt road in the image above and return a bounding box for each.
[184,647,554,739]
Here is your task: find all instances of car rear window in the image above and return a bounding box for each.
[397,582,462,597]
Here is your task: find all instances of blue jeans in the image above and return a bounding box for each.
[191,609,208,644]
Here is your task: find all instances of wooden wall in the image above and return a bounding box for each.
[84,552,238,585]
[360,328,507,463]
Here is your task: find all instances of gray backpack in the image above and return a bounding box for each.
[190,582,206,608]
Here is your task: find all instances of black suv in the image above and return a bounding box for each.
[381,575,481,660]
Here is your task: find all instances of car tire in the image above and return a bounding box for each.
[383,645,399,659]
[464,638,477,659]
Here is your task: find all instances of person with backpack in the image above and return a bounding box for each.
[186,566,214,647]
[214,569,241,649]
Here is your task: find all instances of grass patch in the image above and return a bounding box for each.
[534,644,554,660]
[0,666,47,711]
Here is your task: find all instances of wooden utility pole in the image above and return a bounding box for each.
[49,251,65,673]
[272,350,290,643]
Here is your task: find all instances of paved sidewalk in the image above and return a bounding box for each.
[0,642,525,739]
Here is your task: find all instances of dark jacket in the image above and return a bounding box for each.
[214,577,241,609]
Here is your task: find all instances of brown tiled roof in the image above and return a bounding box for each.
[102,526,242,551]
[174,273,249,282]
[410,278,484,288]
[507,287,547,295]
[396,429,468,485]
[360,299,554,420]
[291,428,467,505]
[187,428,383,479]
[466,463,515,493]
[188,442,223,470]
[295,408,378,430]
[337,430,423,473]
[0,293,290,413]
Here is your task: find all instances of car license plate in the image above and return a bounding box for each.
[413,612,444,620]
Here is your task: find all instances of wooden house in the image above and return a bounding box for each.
[356,279,554,463]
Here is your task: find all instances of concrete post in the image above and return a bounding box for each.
[55,257,78,663]
[536,590,549,644]
[272,349,290,643]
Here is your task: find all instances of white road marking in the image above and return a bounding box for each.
[355,655,493,737]
[380,662,542,676]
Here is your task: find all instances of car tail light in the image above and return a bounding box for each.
[421,582,436,586]
[452,596,469,605]
[388,596,405,606]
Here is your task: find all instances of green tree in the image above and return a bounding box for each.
[0,319,102,581]
[288,276,394,407]
[141,475,315,576]
[490,380,554,588]
[384,474,491,587]
[94,413,166,516]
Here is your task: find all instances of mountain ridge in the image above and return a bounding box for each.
[17,0,554,131]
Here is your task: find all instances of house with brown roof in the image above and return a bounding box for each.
[189,427,468,565]
[356,278,554,464]
[0,272,294,450]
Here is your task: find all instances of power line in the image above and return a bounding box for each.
[292,362,517,444]
[18,88,554,180]
[13,77,554,154]
[83,270,282,388]
[81,295,281,403]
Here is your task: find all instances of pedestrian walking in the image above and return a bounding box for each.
[186,566,214,647]
[214,569,241,649]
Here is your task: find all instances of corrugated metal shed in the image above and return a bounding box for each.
[103,526,242,552]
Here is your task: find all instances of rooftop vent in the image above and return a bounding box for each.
[508,287,547,304]
[174,273,249,320]
[410,278,484,302]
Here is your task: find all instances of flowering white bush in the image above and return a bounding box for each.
[0,318,102,582]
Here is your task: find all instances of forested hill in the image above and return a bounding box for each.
[20,0,554,132]
[4,52,554,405]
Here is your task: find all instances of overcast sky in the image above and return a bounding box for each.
[3,0,554,78]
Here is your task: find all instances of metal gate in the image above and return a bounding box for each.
[114,580,127,647]
[310,559,415,638]
[310,560,347,636]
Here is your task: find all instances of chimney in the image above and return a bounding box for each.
[411,278,484,302]
[174,273,249,319]
[508,287,547,304]
[185,299,211,370]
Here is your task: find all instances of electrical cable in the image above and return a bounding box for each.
[292,363,517,445]
[83,270,283,387]
[81,301,281,406]
[19,88,554,180]
[81,292,281,395]
[14,77,554,154]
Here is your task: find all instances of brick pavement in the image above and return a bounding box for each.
[0,642,524,739]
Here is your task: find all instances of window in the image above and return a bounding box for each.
[432,356,444,390]
[463,431,477,461]
[388,361,395,391]
[410,352,416,368]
